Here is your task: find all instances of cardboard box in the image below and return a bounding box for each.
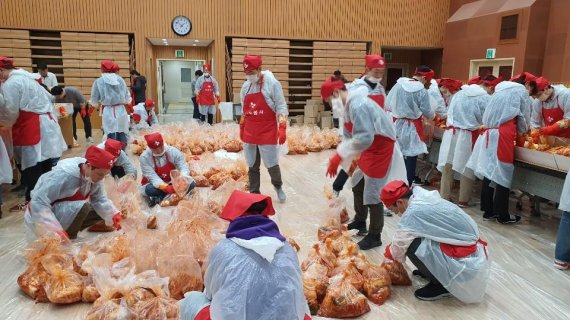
[304,104,319,117]
[233,95,241,104]
[290,115,304,124]
[320,116,333,129]
[304,116,317,125]
[319,111,332,118]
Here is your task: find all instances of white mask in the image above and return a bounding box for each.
[246,74,258,83]
[331,96,344,116]
[153,149,166,157]
[204,72,210,77]
[367,76,382,84]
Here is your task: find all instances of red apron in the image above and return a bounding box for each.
[394,117,424,141]
[241,80,278,145]
[199,81,216,106]
[12,110,44,146]
[542,97,570,138]
[344,121,395,179]
[52,184,92,206]
[368,94,385,109]
[440,239,488,259]
[194,306,312,320]
[496,118,517,164]
[447,126,479,149]
[141,153,176,185]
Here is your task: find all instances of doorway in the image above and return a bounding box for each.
[385,64,408,92]
[157,59,204,115]
[470,58,515,80]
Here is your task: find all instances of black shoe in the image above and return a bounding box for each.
[147,196,160,207]
[11,184,25,192]
[347,220,367,236]
[414,282,451,301]
[483,213,497,221]
[412,177,424,186]
[412,269,427,278]
[498,215,521,224]
[357,234,382,250]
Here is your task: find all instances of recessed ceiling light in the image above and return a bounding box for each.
[193,44,196,46]
[194,40,199,43]
[162,38,167,41]
[165,44,169,46]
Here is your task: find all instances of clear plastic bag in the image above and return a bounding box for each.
[381,260,412,286]
[134,296,180,320]
[317,272,371,318]
[85,298,136,320]
[362,264,391,305]
[331,258,364,292]
[41,254,84,304]
[303,263,329,315]
[301,242,337,276]
[157,254,203,300]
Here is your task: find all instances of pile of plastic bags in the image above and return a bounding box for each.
[287,126,341,155]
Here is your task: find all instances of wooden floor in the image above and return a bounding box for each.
[1,130,569,320]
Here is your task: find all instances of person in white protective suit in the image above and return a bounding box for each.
[90,60,131,146]
[427,78,448,120]
[555,172,570,270]
[323,80,407,250]
[385,65,434,186]
[96,138,137,179]
[529,77,570,139]
[437,78,489,206]
[380,180,489,302]
[24,146,123,241]
[239,55,288,202]
[179,190,312,320]
[437,78,463,116]
[466,80,531,224]
[139,132,195,206]
[195,63,221,125]
[132,98,158,128]
[0,56,67,210]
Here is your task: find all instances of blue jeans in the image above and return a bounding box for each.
[555,212,570,263]
[107,132,127,150]
[404,155,418,186]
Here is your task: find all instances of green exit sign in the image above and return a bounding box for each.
[175,49,185,58]
[485,48,496,59]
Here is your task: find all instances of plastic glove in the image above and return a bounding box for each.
[516,135,526,147]
[80,106,87,118]
[158,183,169,191]
[278,122,287,144]
[216,95,221,104]
[384,243,394,260]
[326,153,342,178]
[55,230,70,242]
[541,123,562,136]
[164,185,176,194]
[112,213,123,230]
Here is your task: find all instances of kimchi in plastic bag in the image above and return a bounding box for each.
[362,264,391,305]
[303,263,329,315]
[381,260,412,286]
[41,254,84,304]
[157,254,203,300]
[317,272,371,318]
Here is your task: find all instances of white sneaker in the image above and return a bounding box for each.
[275,187,287,203]
[87,137,94,144]
[554,260,569,270]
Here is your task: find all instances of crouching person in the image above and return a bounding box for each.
[24,146,123,241]
[179,190,311,320]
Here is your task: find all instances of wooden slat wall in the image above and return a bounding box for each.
[0,0,451,100]
[0,29,31,69]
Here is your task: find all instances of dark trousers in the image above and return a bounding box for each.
[352,178,384,235]
[248,146,283,193]
[404,155,418,186]
[72,108,92,140]
[107,132,127,150]
[481,178,510,220]
[111,166,126,179]
[333,169,349,192]
[333,118,339,129]
[144,181,196,202]
[192,97,201,119]
[66,203,102,239]
[407,238,441,285]
[23,158,57,201]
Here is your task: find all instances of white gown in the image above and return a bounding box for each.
[133,102,158,127]
[90,73,131,134]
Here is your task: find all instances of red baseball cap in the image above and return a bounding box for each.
[204,63,211,72]
[104,138,123,158]
[467,76,481,85]
[535,77,549,91]
[380,180,410,208]
[101,60,115,73]
[132,113,142,122]
[414,67,435,82]
[145,99,155,107]
[144,132,164,149]
[243,55,262,72]
[439,78,463,93]
[320,80,345,101]
[220,190,275,221]
[85,145,115,170]
[365,54,386,69]
[0,56,14,69]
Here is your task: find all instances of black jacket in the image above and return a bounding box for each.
[132,76,147,104]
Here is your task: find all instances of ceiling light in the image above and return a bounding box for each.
[162,38,167,41]
[194,40,199,43]
[193,44,197,46]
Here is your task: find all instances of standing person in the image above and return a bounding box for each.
[51,85,93,146]
[466,80,531,224]
[530,77,570,139]
[24,146,123,241]
[140,133,195,206]
[96,138,137,179]
[191,70,203,120]
[0,127,12,218]
[0,57,67,211]
[437,80,489,205]
[240,55,288,202]
[380,180,489,302]
[133,98,158,127]
[129,70,147,105]
[91,60,131,146]
[438,78,463,110]
[35,63,58,90]
[555,172,570,270]
[322,80,407,250]
[195,64,220,125]
[385,65,434,186]
[511,72,538,97]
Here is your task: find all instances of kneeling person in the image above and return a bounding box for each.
[140,132,194,205]
[381,180,489,302]
[97,138,137,179]
[24,146,123,241]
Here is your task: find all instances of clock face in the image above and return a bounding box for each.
[172,16,192,36]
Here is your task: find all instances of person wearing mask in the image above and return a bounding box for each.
[323,80,407,250]
[240,55,288,202]
[438,78,463,110]
[129,69,147,105]
[51,85,93,146]
[133,98,158,127]
[179,190,311,320]
[35,63,58,90]
[192,70,204,120]
[0,57,67,211]
[437,78,489,206]
[349,55,387,109]
[24,146,123,241]
[195,64,221,125]
[466,78,531,224]
[140,132,194,206]
[91,60,131,146]
[96,138,136,179]
[530,77,570,139]
[385,65,434,186]
[380,180,489,302]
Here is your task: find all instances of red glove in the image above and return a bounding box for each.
[216,95,221,104]
[540,123,562,136]
[80,107,87,118]
[164,185,176,194]
[326,153,342,178]
[384,243,394,260]
[112,213,123,230]
[278,122,287,144]
[56,230,70,242]
[88,105,95,116]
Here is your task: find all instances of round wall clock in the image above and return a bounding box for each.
[172,15,192,36]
